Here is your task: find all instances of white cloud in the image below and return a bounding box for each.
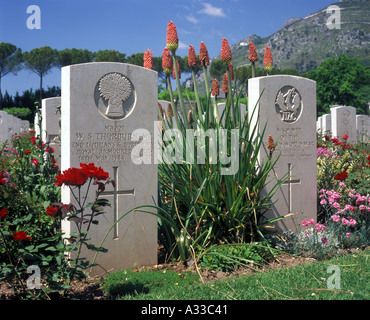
[186,15,199,24]
[178,41,188,50]
[198,2,226,17]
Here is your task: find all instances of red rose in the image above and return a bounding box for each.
[12,231,31,241]
[334,171,348,181]
[80,163,109,181]
[55,167,89,186]
[46,206,58,217]
[0,208,8,218]
[24,149,32,155]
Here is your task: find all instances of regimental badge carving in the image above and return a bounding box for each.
[95,72,135,120]
[341,110,351,125]
[275,86,303,124]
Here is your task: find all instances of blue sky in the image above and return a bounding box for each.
[0,0,336,97]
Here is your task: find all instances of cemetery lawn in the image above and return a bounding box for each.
[96,247,369,300]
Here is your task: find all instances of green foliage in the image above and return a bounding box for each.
[200,243,275,271]
[1,86,61,123]
[95,50,126,63]
[156,52,287,263]
[3,107,32,119]
[305,55,370,116]
[57,48,95,67]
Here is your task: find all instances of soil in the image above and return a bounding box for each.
[0,246,366,300]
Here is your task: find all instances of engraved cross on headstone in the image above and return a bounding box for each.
[99,166,135,239]
[282,163,301,214]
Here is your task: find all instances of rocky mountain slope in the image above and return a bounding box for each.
[225,0,370,73]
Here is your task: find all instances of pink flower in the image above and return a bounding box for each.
[356,196,367,204]
[305,232,311,237]
[339,182,346,188]
[320,199,327,205]
[346,233,351,238]
[337,209,344,215]
[342,218,349,225]
[348,219,357,226]
[359,205,366,211]
[342,134,349,140]
[321,237,328,244]
[302,218,315,227]
[315,223,326,232]
[344,204,355,212]
[331,215,340,222]
[332,202,340,209]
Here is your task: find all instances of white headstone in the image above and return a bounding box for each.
[248,75,317,232]
[316,116,322,133]
[34,112,40,137]
[356,114,370,142]
[61,62,158,275]
[42,97,61,167]
[321,114,331,135]
[217,102,246,125]
[331,106,357,143]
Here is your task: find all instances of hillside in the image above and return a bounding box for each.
[222,0,370,72]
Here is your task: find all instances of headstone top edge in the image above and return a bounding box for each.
[61,62,158,75]
[248,75,316,84]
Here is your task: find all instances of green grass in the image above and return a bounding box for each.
[101,249,369,300]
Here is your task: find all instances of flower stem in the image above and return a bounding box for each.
[172,55,189,130]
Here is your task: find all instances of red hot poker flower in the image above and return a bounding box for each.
[0,208,8,218]
[166,21,178,54]
[264,46,273,72]
[188,45,197,67]
[221,38,232,64]
[199,42,210,66]
[173,60,181,79]
[13,231,31,241]
[211,79,219,96]
[249,42,258,62]
[143,49,154,70]
[162,48,172,76]
[222,73,228,93]
[229,62,234,80]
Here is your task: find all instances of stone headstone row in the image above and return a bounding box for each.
[317,105,369,143]
[21,62,322,275]
[0,111,30,146]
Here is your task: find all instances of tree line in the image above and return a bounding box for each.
[0,42,204,110]
[1,42,369,120]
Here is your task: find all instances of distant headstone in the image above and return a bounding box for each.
[34,112,40,137]
[0,111,10,146]
[42,97,61,167]
[217,102,246,125]
[20,120,30,133]
[331,106,357,143]
[248,75,317,232]
[61,62,158,275]
[316,116,322,133]
[321,114,331,135]
[356,114,370,142]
